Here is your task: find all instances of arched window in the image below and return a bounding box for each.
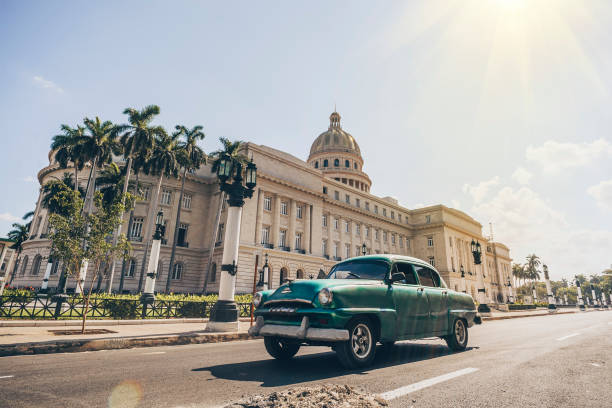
[345,160,349,167]
[323,159,328,167]
[125,259,136,277]
[280,267,288,285]
[210,262,217,282]
[172,262,183,280]
[354,162,358,169]
[20,256,29,276]
[50,259,60,275]
[334,159,339,167]
[31,255,42,276]
[314,161,319,169]
[296,269,304,279]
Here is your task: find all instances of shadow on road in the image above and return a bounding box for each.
[193,341,475,387]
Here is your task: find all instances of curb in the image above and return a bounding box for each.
[0,331,259,357]
[0,317,253,327]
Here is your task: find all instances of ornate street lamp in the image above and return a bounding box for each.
[256,253,269,290]
[206,155,257,332]
[543,265,556,310]
[506,277,514,303]
[361,243,367,256]
[141,210,165,314]
[575,276,585,310]
[471,239,490,315]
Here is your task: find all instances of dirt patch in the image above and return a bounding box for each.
[48,329,117,335]
[224,384,388,408]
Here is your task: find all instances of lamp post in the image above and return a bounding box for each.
[256,253,269,291]
[361,243,367,256]
[39,253,54,294]
[576,277,585,310]
[140,210,165,314]
[206,156,257,332]
[543,265,556,310]
[471,239,490,315]
[460,264,467,293]
[506,277,514,303]
[590,284,598,308]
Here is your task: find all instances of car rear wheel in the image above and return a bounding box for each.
[445,318,468,351]
[264,336,300,360]
[336,318,377,369]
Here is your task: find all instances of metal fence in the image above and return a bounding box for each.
[0,294,252,320]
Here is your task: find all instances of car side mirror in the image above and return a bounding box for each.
[390,273,405,283]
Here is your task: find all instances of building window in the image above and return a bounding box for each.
[280,201,288,215]
[429,257,435,267]
[140,185,151,201]
[375,229,379,240]
[399,237,403,248]
[334,218,339,230]
[428,236,434,247]
[50,259,60,275]
[345,244,351,258]
[345,194,350,204]
[264,196,271,211]
[210,262,217,282]
[383,231,388,242]
[355,198,360,208]
[324,159,328,167]
[217,223,225,243]
[31,255,42,276]
[280,267,288,285]
[334,159,339,167]
[19,256,28,276]
[374,205,378,214]
[383,208,387,217]
[391,211,395,219]
[279,230,287,248]
[391,234,396,244]
[322,239,327,256]
[334,242,339,258]
[355,224,360,235]
[160,189,172,205]
[131,217,144,238]
[323,186,328,195]
[365,226,370,238]
[426,215,431,224]
[406,239,411,249]
[314,161,319,169]
[398,214,402,222]
[356,245,361,256]
[178,223,188,246]
[261,226,270,245]
[354,162,358,169]
[344,221,350,233]
[322,214,328,227]
[334,191,340,200]
[449,237,453,247]
[296,205,303,219]
[172,262,183,280]
[125,259,136,277]
[297,269,304,279]
[295,233,302,250]
[182,193,192,209]
[365,202,370,211]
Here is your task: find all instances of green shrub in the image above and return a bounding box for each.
[105,299,139,319]
[177,301,207,318]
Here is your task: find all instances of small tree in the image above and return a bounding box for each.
[48,188,134,333]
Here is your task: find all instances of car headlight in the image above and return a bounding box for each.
[253,292,262,308]
[318,288,333,305]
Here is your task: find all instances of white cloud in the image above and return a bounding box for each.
[23,176,36,183]
[511,167,532,185]
[450,199,461,210]
[526,138,612,172]
[0,213,22,223]
[587,179,612,210]
[462,176,500,203]
[33,75,64,93]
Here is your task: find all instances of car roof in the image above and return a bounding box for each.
[339,254,438,272]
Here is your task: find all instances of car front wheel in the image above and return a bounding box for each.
[336,318,377,369]
[264,336,300,360]
[445,318,468,351]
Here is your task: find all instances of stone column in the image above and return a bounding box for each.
[338,217,345,259]
[288,200,296,250]
[368,225,374,254]
[271,194,280,249]
[254,189,264,245]
[304,204,311,254]
[0,244,8,295]
[327,213,333,256]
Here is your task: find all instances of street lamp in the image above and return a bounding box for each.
[575,276,585,310]
[206,156,257,332]
[361,243,367,256]
[256,253,269,290]
[506,277,514,303]
[543,265,556,310]
[460,264,467,293]
[590,284,598,308]
[471,239,490,315]
[141,210,165,314]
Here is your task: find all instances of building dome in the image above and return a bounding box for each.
[309,112,361,157]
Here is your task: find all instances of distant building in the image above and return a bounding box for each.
[11,112,513,302]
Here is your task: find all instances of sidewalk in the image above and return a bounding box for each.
[0,308,592,357]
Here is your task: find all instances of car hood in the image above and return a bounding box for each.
[264,279,381,303]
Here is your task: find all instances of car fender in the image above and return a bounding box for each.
[334,308,397,340]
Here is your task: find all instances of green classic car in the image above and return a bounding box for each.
[249,255,481,368]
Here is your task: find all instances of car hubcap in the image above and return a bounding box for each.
[455,320,466,344]
[351,324,372,358]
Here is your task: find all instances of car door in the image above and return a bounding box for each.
[391,262,430,338]
[414,265,448,335]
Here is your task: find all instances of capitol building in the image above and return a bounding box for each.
[9,112,513,303]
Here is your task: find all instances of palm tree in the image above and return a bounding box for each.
[7,212,33,284]
[137,130,181,292]
[512,263,524,288]
[165,125,207,293]
[41,173,86,216]
[202,138,249,293]
[525,254,541,289]
[51,124,87,192]
[95,163,130,207]
[107,105,164,293]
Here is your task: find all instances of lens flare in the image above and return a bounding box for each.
[108,380,143,408]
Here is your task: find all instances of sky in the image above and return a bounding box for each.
[0,0,611,281]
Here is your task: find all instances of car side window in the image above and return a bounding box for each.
[414,265,435,287]
[396,262,418,285]
[429,269,441,287]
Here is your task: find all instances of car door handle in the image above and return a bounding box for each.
[442,291,448,295]
[417,287,424,292]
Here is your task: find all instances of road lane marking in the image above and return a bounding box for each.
[557,333,580,341]
[379,368,479,401]
[0,375,14,379]
[142,351,166,355]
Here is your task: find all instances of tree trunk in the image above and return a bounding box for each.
[166,168,187,293]
[138,173,164,293]
[202,191,225,294]
[74,163,79,193]
[105,157,133,293]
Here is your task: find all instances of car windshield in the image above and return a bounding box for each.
[327,260,390,280]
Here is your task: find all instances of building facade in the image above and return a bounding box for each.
[10,112,513,302]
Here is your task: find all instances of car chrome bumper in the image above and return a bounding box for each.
[248,316,349,342]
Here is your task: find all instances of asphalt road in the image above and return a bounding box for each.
[1,311,611,408]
